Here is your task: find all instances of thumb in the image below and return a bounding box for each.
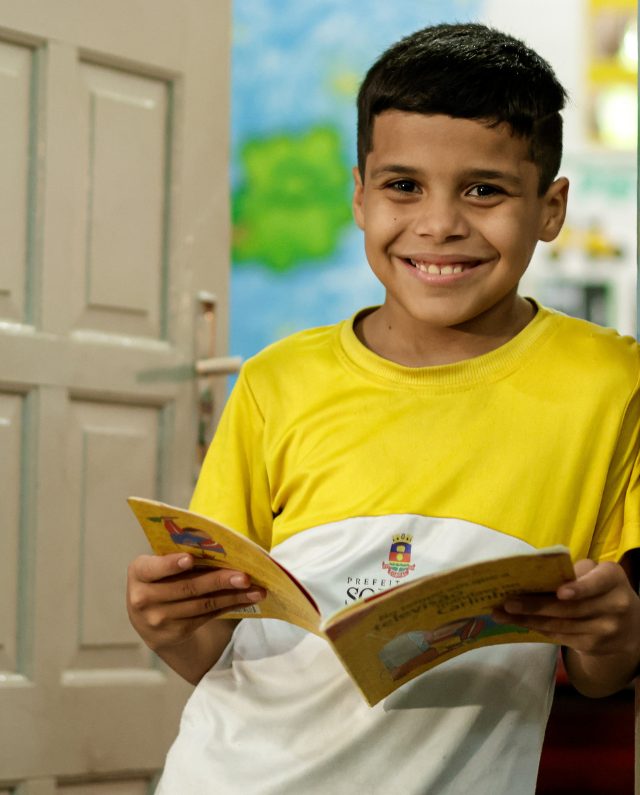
[573,558,598,578]
[556,559,611,599]
[556,558,597,600]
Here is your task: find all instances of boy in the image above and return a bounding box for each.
[127,23,640,794]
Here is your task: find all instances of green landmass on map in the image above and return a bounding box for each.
[232,125,353,271]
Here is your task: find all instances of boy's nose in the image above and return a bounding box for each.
[411,196,470,241]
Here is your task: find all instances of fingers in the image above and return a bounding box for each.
[129,554,256,598]
[128,563,264,610]
[154,568,252,604]
[491,560,640,655]
[131,552,196,584]
[495,561,631,618]
[141,587,264,629]
[556,560,624,601]
[126,554,266,651]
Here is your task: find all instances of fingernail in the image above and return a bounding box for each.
[230,574,248,588]
[178,556,192,569]
[504,600,522,614]
[558,586,575,599]
[247,590,263,602]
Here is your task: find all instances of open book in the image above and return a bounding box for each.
[128,497,575,705]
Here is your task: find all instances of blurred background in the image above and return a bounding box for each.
[230,0,638,367]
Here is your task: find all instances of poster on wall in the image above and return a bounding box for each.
[230,0,483,364]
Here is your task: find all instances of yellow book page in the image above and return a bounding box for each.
[322,547,574,706]
[128,498,321,634]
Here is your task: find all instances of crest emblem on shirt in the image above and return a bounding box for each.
[382,534,416,579]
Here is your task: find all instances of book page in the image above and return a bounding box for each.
[128,498,321,634]
[322,547,574,705]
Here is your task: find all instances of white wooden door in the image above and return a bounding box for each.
[0,1,231,791]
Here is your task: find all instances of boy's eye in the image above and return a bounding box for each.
[389,179,419,193]
[467,183,503,198]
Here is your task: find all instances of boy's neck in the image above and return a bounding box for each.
[355,294,536,367]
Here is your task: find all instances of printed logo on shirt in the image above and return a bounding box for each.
[344,575,396,604]
[382,533,416,579]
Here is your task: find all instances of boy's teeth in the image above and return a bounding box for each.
[411,260,466,275]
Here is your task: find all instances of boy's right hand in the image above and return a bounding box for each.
[126,552,265,652]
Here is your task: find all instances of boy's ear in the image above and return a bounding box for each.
[538,177,569,242]
[352,166,365,230]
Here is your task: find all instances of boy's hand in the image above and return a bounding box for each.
[493,559,640,695]
[127,552,265,652]
[494,559,640,655]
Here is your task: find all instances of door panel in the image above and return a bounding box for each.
[0,39,34,323]
[75,62,169,336]
[67,400,161,655]
[0,391,23,675]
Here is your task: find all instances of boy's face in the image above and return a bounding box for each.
[353,111,568,335]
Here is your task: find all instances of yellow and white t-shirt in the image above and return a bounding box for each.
[158,304,640,795]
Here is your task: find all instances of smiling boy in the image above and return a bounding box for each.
[127,24,640,794]
[352,112,567,364]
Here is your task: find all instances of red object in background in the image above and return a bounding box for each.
[536,656,634,794]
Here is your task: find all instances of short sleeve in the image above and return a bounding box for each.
[590,382,640,562]
[189,366,273,550]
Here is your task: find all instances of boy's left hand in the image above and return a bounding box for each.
[493,559,640,662]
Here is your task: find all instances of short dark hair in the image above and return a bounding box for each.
[357,23,567,194]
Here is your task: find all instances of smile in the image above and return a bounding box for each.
[405,258,481,275]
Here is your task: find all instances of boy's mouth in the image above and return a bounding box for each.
[405,258,480,275]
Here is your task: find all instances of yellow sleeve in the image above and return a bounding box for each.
[189,366,273,551]
[590,382,640,563]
